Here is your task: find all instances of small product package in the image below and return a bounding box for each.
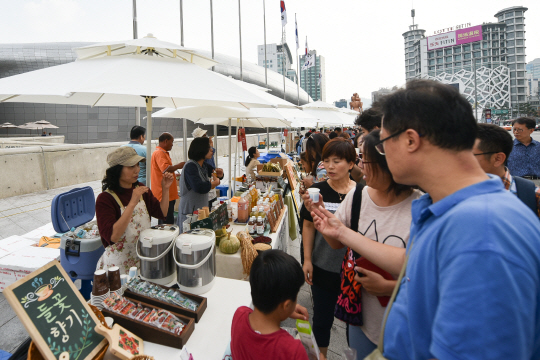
[296,320,321,360]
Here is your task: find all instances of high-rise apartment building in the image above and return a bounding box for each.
[403,6,528,115]
[299,51,326,102]
[257,43,296,83]
[527,58,540,80]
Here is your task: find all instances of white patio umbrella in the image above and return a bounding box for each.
[301,101,357,126]
[75,33,217,69]
[0,122,19,137]
[0,54,276,187]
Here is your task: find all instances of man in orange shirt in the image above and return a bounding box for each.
[151,132,184,224]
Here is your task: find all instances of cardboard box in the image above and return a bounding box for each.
[256,164,283,177]
[269,157,289,169]
[0,246,60,273]
[0,236,36,258]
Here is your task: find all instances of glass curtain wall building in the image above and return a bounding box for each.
[403,6,528,116]
[299,51,326,102]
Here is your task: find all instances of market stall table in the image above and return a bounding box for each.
[103,276,251,360]
[216,206,289,280]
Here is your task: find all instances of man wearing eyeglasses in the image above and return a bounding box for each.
[308,80,540,359]
[507,117,540,185]
[473,123,539,218]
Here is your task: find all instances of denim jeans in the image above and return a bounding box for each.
[348,324,377,359]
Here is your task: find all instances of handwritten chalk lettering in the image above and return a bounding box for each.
[37,303,57,323]
[66,309,83,327]
[51,293,71,314]
[54,321,69,343]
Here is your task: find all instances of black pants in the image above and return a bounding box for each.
[158,200,176,225]
[311,269,341,348]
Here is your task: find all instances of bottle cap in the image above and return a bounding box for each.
[257,216,263,221]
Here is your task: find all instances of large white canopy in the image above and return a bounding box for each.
[74,33,218,69]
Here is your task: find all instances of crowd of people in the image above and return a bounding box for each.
[92,79,540,359]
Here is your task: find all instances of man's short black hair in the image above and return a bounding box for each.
[355,106,382,132]
[305,132,312,138]
[476,124,514,164]
[334,127,342,132]
[158,132,173,143]
[512,117,536,130]
[380,79,477,151]
[250,250,304,314]
[188,136,211,161]
[130,126,146,140]
[329,131,338,139]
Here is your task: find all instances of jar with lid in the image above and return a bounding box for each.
[256,216,265,235]
[248,216,256,235]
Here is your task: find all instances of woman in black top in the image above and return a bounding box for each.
[300,138,357,357]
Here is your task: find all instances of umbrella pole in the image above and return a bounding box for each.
[228,118,232,198]
[234,122,238,196]
[183,118,188,162]
[145,97,153,188]
[266,127,270,151]
[214,124,218,168]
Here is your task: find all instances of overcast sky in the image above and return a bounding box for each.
[2,0,539,107]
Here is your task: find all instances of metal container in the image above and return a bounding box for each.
[174,229,216,295]
[137,224,179,286]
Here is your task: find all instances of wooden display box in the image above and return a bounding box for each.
[124,286,207,323]
[256,164,283,177]
[102,298,195,350]
[269,157,289,169]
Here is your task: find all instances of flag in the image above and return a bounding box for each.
[305,37,309,55]
[280,1,287,27]
[302,53,314,71]
[318,71,322,86]
[295,18,299,49]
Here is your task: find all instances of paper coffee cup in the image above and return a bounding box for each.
[92,269,109,296]
[107,266,121,291]
[128,267,138,279]
[307,188,320,202]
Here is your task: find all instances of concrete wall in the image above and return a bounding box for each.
[0,132,285,199]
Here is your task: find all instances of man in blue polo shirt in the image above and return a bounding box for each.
[507,117,540,185]
[122,125,147,184]
[309,80,540,359]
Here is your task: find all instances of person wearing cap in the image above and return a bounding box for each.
[151,132,184,225]
[95,146,175,274]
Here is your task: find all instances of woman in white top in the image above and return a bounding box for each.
[245,146,261,182]
[303,129,422,358]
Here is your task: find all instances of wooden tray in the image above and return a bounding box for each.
[123,284,207,323]
[101,298,195,349]
[271,207,287,233]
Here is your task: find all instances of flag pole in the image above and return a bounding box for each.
[282,28,286,100]
[180,0,184,46]
[263,0,268,87]
[133,0,140,126]
[295,13,300,106]
[314,51,318,101]
[238,0,243,81]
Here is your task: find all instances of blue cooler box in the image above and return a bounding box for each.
[51,186,104,299]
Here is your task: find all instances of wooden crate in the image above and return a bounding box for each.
[124,286,207,323]
[102,298,195,349]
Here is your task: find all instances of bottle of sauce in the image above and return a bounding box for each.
[251,206,259,218]
[248,216,256,236]
[238,194,249,223]
[258,206,266,226]
[256,216,265,235]
[226,201,233,222]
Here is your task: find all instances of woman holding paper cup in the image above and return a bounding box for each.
[303,130,421,358]
[299,138,356,357]
[177,137,221,229]
[96,147,174,274]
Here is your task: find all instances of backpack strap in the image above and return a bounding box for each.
[350,183,365,232]
[514,176,537,215]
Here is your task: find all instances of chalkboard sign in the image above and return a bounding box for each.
[190,203,229,231]
[4,261,107,360]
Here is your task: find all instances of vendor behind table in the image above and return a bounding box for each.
[95,146,174,274]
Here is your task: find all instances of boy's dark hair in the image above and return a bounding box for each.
[250,250,304,314]
[476,124,513,164]
[322,138,356,164]
[363,129,414,196]
[512,117,536,129]
[355,106,382,132]
[380,79,477,151]
[188,136,211,161]
[130,126,146,140]
[329,131,338,139]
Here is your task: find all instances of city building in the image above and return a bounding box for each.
[334,99,347,108]
[371,87,398,104]
[299,50,326,102]
[526,58,540,79]
[0,42,309,143]
[257,43,296,83]
[403,6,528,116]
